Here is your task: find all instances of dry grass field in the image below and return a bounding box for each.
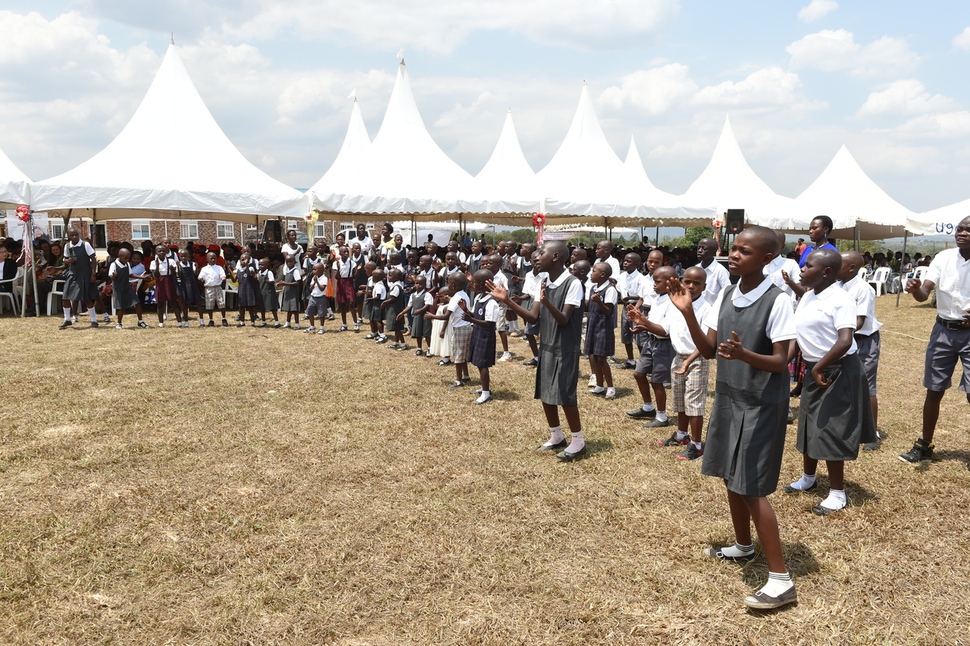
[1,297,968,645]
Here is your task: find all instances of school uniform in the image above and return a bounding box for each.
[795,286,877,461]
[234,259,259,308]
[447,289,473,363]
[700,259,731,307]
[280,242,303,266]
[408,289,433,339]
[467,253,483,276]
[63,239,98,301]
[150,257,179,303]
[669,297,711,417]
[280,267,303,312]
[702,279,796,496]
[258,269,279,312]
[362,277,378,322]
[764,255,801,304]
[619,270,646,346]
[306,274,329,317]
[177,261,203,306]
[429,303,452,358]
[384,280,406,332]
[521,270,545,337]
[301,256,320,302]
[468,293,500,369]
[108,260,139,311]
[583,282,618,358]
[535,271,584,407]
[842,274,882,397]
[491,269,511,332]
[198,264,227,310]
[636,272,658,348]
[635,294,674,384]
[921,248,970,393]
[334,258,356,305]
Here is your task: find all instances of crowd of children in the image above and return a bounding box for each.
[33,216,970,613]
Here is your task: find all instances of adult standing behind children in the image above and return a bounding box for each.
[668,226,798,610]
[697,237,731,307]
[798,216,837,267]
[900,215,970,464]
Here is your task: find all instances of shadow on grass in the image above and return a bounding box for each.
[584,437,615,457]
[493,390,522,402]
[737,541,821,591]
[935,449,970,472]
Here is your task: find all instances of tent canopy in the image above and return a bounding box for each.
[683,116,812,231]
[307,98,371,212]
[907,198,970,236]
[0,144,30,208]
[796,145,914,239]
[31,44,307,219]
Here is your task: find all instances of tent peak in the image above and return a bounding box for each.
[170,33,175,45]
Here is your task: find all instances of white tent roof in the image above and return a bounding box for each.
[621,138,716,226]
[683,116,812,231]
[310,60,474,218]
[463,110,540,219]
[308,98,371,211]
[796,145,914,239]
[908,198,970,236]
[0,145,30,208]
[31,44,307,219]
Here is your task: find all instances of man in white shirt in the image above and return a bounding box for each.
[900,215,970,465]
[698,237,731,306]
[764,232,801,304]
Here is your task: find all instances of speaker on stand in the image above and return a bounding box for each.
[725,209,745,234]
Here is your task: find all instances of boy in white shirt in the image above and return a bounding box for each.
[305,262,329,335]
[617,252,646,369]
[698,237,731,306]
[626,266,677,428]
[198,252,229,326]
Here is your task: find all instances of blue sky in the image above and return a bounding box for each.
[2,0,970,212]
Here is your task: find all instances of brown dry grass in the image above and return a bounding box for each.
[1,298,968,645]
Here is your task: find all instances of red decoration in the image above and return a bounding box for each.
[16,205,30,223]
[532,213,546,227]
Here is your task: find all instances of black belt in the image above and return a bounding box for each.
[936,316,970,330]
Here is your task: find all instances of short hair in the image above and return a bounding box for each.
[593,261,613,278]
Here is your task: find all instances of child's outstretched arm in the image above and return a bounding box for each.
[625,304,665,336]
[666,278,717,359]
[809,327,853,387]
[488,281,540,324]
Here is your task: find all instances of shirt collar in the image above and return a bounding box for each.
[731,276,773,305]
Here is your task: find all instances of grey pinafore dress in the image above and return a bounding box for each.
[797,354,876,461]
[281,268,301,312]
[534,273,584,407]
[111,262,139,310]
[63,241,98,301]
[702,284,789,497]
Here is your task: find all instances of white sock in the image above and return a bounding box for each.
[655,410,668,422]
[89,310,98,322]
[545,426,565,446]
[567,431,585,453]
[691,441,702,450]
[789,473,817,491]
[819,489,847,511]
[759,571,793,597]
[720,542,754,558]
[63,307,72,320]
[675,430,688,441]
[591,386,605,393]
[641,403,655,412]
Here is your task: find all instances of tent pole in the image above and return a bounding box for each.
[655,225,659,247]
[895,229,909,308]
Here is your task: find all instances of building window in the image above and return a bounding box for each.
[131,220,152,240]
[287,220,299,231]
[314,223,327,239]
[50,223,64,240]
[339,221,354,230]
[180,221,199,239]
[216,222,235,239]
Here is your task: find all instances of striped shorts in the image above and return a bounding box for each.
[451,325,473,363]
[671,353,710,417]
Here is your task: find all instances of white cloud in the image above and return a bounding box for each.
[598,64,698,115]
[693,67,805,107]
[787,29,919,77]
[890,112,970,139]
[857,80,955,118]
[954,27,970,51]
[798,0,838,22]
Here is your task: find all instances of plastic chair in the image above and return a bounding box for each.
[223,280,237,310]
[0,267,22,316]
[867,267,891,296]
[47,279,65,315]
[904,266,929,293]
[109,278,143,316]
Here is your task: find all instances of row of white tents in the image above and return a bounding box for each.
[1,44,967,238]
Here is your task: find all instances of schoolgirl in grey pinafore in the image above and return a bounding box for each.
[467,252,483,276]
[110,261,139,311]
[177,261,203,306]
[259,269,279,312]
[235,259,259,308]
[797,355,876,461]
[383,282,406,332]
[535,273,584,407]
[468,293,497,369]
[63,240,98,302]
[703,284,790,497]
[583,282,616,358]
[281,266,302,312]
[408,288,430,339]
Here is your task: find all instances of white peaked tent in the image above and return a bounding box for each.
[311,60,474,218]
[684,116,812,231]
[907,198,970,236]
[307,98,371,210]
[796,145,914,239]
[0,145,30,208]
[463,109,540,219]
[31,44,307,221]
[622,138,716,226]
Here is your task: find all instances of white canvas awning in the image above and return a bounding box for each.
[796,145,914,239]
[907,198,970,236]
[0,145,30,208]
[31,44,307,219]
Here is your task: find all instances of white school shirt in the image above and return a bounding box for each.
[150,257,177,276]
[492,269,509,291]
[701,259,732,306]
[704,276,796,344]
[198,264,226,287]
[439,265,461,283]
[522,270,542,301]
[65,239,95,259]
[370,279,386,302]
[764,255,801,302]
[599,256,621,280]
[619,270,645,303]
[647,293,673,337]
[308,273,328,298]
[337,258,355,278]
[590,282,618,307]
[669,297,711,356]
[795,285,858,363]
[447,289,472,328]
[640,272,658,308]
[283,266,302,282]
[387,280,403,300]
[258,268,275,284]
[280,243,303,265]
[841,275,882,336]
[473,293,501,323]
[108,259,128,279]
[925,248,970,322]
[546,269,584,307]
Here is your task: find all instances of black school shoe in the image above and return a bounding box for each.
[899,438,934,464]
[625,407,657,419]
[556,446,587,462]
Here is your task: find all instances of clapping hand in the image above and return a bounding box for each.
[717,331,745,361]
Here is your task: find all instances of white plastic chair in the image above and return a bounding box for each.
[867,267,891,296]
[109,278,143,316]
[223,280,238,310]
[0,267,22,316]
[904,266,929,293]
[47,279,65,315]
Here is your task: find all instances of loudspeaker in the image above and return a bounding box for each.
[261,219,282,243]
[725,209,745,234]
